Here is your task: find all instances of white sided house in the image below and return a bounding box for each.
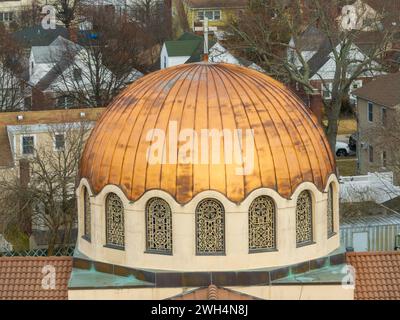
[28,36,142,109]
[288,27,384,101]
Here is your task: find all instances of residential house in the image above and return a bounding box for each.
[161,32,263,70]
[338,0,400,31]
[0,108,105,250]
[173,0,248,34]
[353,72,400,182]
[0,0,36,26]
[288,26,383,102]
[27,35,142,110]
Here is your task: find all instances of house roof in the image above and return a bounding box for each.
[353,72,400,107]
[0,108,105,168]
[294,26,328,52]
[185,0,248,9]
[347,251,400,300]
[165,39,202,57]
[164,32,216,62]
[13,25,69,48]
[31,36,81,90]
[0,256,72,300]
[341,213,400,228]
[382,196,400,212]
[364,0,400,15]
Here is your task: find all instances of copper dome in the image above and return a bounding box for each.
[80,63,335,204]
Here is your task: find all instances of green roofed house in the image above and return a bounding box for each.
[160,32,216,69]
[160,32,264,71]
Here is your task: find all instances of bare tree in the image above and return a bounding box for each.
[54,0,81,29]
[12,1,42,30]
[0,25,25,111]
[0,122,91,255]
[51,6,145,108]
[224,0,397,152]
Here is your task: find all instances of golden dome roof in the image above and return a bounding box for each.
[80,63,335,204]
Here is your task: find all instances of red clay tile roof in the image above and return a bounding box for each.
[347,251,400,300]
[0,256,72,300]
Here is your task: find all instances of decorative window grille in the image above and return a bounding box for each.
[196,199,225,255]
[105,193,124,248]
[327,184,335,237]
[146,198,172,254]
[249,196,276,251]
[84,187,91,239]
[296,191,313,245]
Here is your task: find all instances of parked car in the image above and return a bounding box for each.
[349,133,357,152]
[336,141,350,157]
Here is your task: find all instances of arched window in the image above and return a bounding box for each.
[84,187,91,240]
[196,199,225,255]
[296,191,313,246]
[327,184,335,237]
[146,198,172,254]
[249,196,276,252]
[105,193,124,248]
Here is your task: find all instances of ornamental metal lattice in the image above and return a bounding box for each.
[106,193,124,247]
[327,184,334,237]
[84,188,91,239]
[296,191,313,245]
[146,198,172,254]
[249,196,276,251]
[196,199,225,255]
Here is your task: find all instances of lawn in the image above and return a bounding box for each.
[322,117,357,135]
[337,159,357,177]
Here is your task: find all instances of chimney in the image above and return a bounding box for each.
[68,25,78,43]
[308,90,323,124]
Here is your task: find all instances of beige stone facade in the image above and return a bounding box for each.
[68,284,354,300]
[76,174,340,272]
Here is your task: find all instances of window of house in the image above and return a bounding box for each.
[196,199,225,255]
[321,83,332,100]
[163,56,167,69]
[369,145,374,163]
[0,12,14,22]
[382,151,387,168]
[54,134,65,151]
[381,107,387,126]
[24,97,31,110]
[249,196,276,252]
[56,96,75,109]
[73,68,82,82]
[146,198,172,254]
[22,136,35,155]
[196,10,221,21]
[296,191,313,246]
[368,102,374,122]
